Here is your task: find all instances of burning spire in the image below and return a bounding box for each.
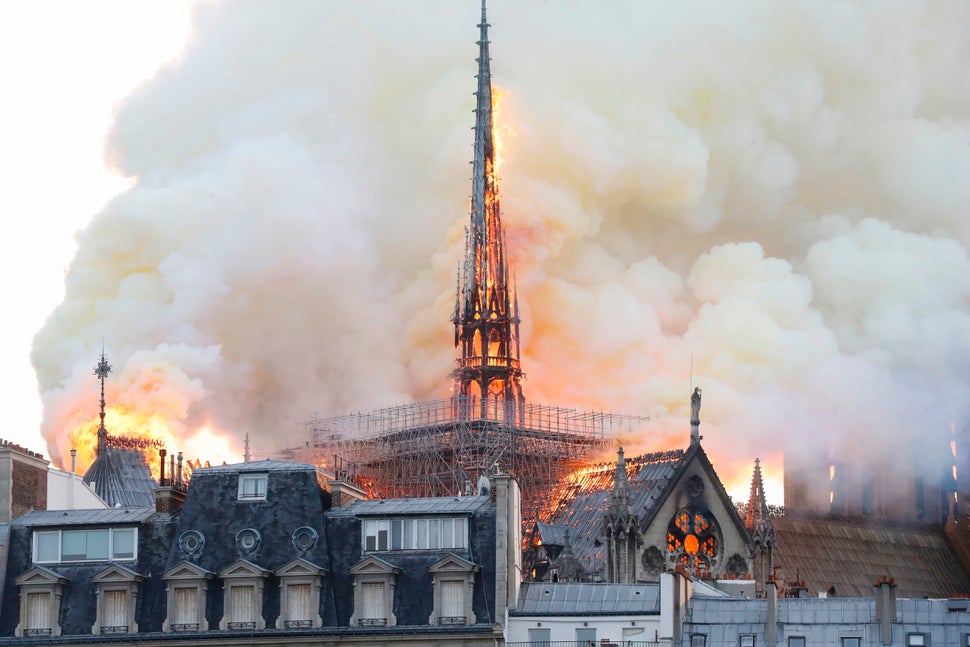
[452,0,525,418]
[93,347,112,455]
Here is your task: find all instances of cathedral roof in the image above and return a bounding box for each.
[772,516,970,598]
[82,446,156,509]
[540,449,686,577]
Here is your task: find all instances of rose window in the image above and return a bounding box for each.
[666,506,721,575]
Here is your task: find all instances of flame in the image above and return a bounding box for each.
[491,85,514,177]
[68,405,176,479]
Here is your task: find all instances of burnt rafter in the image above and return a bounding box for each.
[452,0,524,415]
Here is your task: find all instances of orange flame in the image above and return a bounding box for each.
[68,405,177,479]
[491,85,514,177]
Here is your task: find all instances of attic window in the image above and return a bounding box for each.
[906,635,927,647]
[238,473,268,500]
[33,528,137,563]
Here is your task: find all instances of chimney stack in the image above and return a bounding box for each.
[873,576,897,645]
[764,577,778,645]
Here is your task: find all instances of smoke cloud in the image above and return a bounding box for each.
[32,0,970,502]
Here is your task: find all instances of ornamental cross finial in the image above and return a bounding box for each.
[93,346,112,453]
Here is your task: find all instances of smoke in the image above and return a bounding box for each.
[32,0,970,502]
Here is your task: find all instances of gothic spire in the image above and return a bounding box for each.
[452,0,525,417]
[746,457,769,531]
[610,446,632,515]
[93,347,112,455]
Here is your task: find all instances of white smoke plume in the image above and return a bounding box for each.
[32,0,970,502]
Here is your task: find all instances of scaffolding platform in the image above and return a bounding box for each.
[277,396,649,524]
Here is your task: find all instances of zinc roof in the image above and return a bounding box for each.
[511,582,660,615]
[195,459,318,473]
[12,507,155,527]
[329,495,491,517]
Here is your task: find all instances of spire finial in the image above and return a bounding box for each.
[93,345,112,454]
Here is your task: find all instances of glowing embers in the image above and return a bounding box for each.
[667,506,720,576]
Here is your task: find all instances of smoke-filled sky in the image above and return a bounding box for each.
[23,0,970,504]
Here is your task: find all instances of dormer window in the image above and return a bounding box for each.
[362,517,468,551]
[238,473,268,501]
[15,566,67,637]
[349,555,401,627]
[33,528,137,563]
[91,564,142,635]
[428,554,479,626]
[218,560,269,630]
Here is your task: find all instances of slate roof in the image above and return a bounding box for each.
[511,582,660,616]
[772,516,970,598]
[82,446,156,508]
[536,449,685,576]
[11,507,155,527]
[331,495,491,517]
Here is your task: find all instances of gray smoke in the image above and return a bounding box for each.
[32,0,970,500]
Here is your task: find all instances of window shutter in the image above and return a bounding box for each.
[175,587,197,625]
[287,583,312,621]
[440,580,463,619]
[103,590,127,629]
[362,582,384,619]
[231,585,254,623]
[26,593,50,631]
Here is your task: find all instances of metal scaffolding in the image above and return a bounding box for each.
[282,395,649,524]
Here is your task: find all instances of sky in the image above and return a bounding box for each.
[6,1,970,507]
[0,1,195,452]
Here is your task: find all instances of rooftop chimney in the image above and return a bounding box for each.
[873,576,897,645]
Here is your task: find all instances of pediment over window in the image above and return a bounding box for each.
[219,559,270,580]
[429,553,479,575]
[350,554,401,576]
[276,558,328,578]
[15,566,67,587]
[92,564,143,584]
[164,560,214,582]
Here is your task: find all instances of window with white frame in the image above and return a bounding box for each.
[361,582,385,625]
[576,627,596,643]
[428,553,478,626]
[91,564,142,635]
[218,560,269,630]
[33,528,136,563]
[362,517,468,551]
[349,555,400,628]
[238,473,268,500]
[229,585,256,628]
[275,558,325,630]
[162,561,213,633]
[907,635,927,646]
[173,587,198,628]
[286,584,312,625]
[15,566,67,638]
[26,593,51,636]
